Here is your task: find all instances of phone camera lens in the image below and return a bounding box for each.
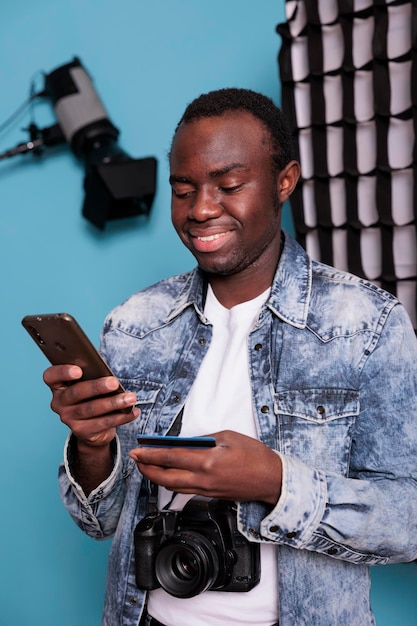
[28,326,45,345]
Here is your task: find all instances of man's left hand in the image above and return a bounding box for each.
[129,430,282,506]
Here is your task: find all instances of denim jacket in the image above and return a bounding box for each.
[59,232,417,626]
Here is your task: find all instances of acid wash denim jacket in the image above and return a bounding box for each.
[59,232,417,626]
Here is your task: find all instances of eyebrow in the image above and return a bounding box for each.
[209,163,249,178]
[169,175,191,185]
[169,163,249,185]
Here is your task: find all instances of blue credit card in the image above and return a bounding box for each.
[136,435,216,448]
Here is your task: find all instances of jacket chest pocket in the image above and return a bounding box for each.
[120,379,163,430]
[275,389,359,475]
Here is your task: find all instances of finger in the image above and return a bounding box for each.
[59,376,124,406]
[70,407,140,444]
[43,364,83,389]
[129,446,215,470]
[69,393,137,419]
[133,462,204,493]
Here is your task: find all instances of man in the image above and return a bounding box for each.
[44,88,417,626]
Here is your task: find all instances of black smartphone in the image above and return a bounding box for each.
[136,435,216,448]
[21,312,130,410]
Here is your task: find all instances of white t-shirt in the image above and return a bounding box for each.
[147,285,279,626]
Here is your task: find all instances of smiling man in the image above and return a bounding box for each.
[43,89,417,626]
[169,108,294,307]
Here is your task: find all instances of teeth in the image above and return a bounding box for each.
[197,232,227,242]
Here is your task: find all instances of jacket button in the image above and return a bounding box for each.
[317,405,325,415]
[254,343,262,350]
[261,405,270,413]
[327,547,338,555]
[198,337,206,345]
[173,394,181,403]
[286,531,298,539]
[270,525,279,532]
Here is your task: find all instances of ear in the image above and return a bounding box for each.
[277,160,301,204]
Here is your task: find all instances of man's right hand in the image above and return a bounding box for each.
[43,364,139,494]
[43,364,139,448]
[43,365,140,447]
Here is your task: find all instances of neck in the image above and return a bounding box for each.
[203,231,283,309]
[206,260,276,309]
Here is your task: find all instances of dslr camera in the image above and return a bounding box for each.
[134,496,260,598]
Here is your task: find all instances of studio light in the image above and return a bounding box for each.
[0,57,157,230]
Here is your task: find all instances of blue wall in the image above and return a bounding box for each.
[0,2,415,624]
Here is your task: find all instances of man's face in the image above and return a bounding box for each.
[169,111,283,280]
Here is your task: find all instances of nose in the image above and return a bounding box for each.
[190,188,222,221]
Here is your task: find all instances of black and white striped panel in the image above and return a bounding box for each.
[277,0,417,329]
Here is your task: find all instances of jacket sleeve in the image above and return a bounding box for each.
[239,303,417,565]
[58,433,134,539]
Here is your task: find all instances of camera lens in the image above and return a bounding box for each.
[28,326,45,345]
[155,531,219,598]
[171,550,199,581]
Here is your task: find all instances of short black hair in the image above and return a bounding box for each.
[173,87,295,171]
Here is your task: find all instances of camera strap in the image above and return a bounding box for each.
[166,406,183,437]
[145,407,184,514]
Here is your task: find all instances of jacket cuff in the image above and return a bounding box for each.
[260,452,328,547]
[63,432,122,506]
[238,452,327,548]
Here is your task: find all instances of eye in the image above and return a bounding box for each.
[220,184,242,194]
[172,186,195,199]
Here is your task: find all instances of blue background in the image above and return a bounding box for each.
[0,1,416,624]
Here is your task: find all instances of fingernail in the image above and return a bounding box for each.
[124,393,137,405]
[105,377,120,390]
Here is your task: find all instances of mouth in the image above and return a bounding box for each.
[196,232,228,243]
[189,229,234,253]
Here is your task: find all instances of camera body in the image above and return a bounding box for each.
[134,496,260,598]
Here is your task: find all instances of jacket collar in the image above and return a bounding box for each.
[267,232,311,329]
[166,231,312,329]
